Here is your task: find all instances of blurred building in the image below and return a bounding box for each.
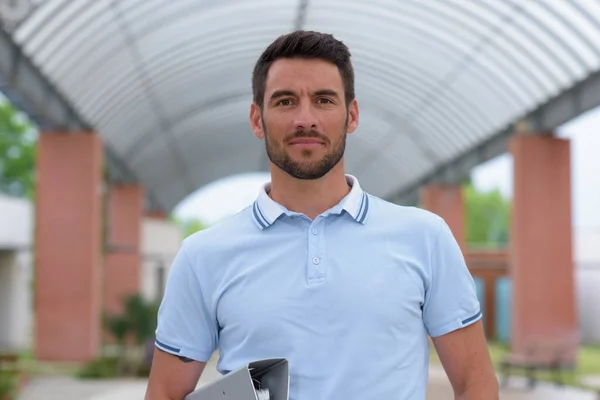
[574,227,600,343]
[0,193,181,352]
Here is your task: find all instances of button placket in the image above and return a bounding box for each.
[307,219,325,282]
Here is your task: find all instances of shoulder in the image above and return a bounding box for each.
[366,194,445,240]
[178,205,257,263]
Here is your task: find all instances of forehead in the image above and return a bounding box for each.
[265,58,344,93]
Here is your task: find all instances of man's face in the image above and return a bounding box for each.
[250,58,359,180]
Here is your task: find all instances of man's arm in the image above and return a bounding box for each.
[145,238,218,399]
[421,217,498,399]
[145,348,207,400]
[432,320,499,399]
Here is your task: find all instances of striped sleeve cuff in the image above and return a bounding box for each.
[155,339,181,354]
[154,338,214,362]
[427,309,483,337]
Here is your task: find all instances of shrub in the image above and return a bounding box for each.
[77,356,119,379]
[0,372,17,400]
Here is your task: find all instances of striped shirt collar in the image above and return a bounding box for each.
[252,175,370,230]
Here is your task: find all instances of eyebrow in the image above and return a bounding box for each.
[314,89,340,98]
[268,89,341,102]
[269,90,296,101]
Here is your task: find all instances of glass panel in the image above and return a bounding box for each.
[43,0,144,78]
[486,0,580,83]
[7,0,600,204]
[472,1,573,92]
[123,0,247,38]
[535,1,599,70]
[58,34,130,101]
[357,151,418,190]
[379,131,433,174]
[135,22,288,67]
[160,90,252,130]
[355,55,493,144]
[448,1,562,91]
[13,0,68,45]
[173,110,250,146]
[43,4,114,74]
[99,102,156,150]
[74,29,280,116]
[357,78,465,157]
[452,73,520,135]
[83,80,146,125]
[137,28,286,76]
[305,18,524,110]
[85,56,249,127]
[178,130,261,178]
[554,1,600,70]
[306,8,474,59]
[475,44,543,105]
[68,50,137,115]
[166,97,251,142]
[356,154,419,196]
[23,0,87,56]
[512,0,589,78]
[568,0,600,59]
[312,0,480,48]
[32,1,105,66]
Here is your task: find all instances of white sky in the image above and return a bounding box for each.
[174,107,600,229]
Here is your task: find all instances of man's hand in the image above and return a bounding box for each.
[432,320,499,399]
[144,348,207,400]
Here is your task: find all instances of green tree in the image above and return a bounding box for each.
[463,183,511,248]
[0,100,37,199]
[170,216,207,238]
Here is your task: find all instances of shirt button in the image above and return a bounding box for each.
[312,257,320,265]
[311,228,318,235]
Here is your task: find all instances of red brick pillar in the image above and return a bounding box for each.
[35,132,103,362]
[510,134,577,361]
[104,185,144,317]
[421,184,465,250]
[145,210,167,220]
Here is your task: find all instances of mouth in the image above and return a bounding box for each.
[288,138,325,147]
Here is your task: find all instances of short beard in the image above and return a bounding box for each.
[263,115,347,180]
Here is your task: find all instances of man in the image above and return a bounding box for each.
[145,30,499,400]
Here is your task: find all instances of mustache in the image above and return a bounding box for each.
[284,129,330,144]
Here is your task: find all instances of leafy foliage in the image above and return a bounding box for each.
[0,372,16,399]
[77,356,119,379]
[0,101,37,199]
[170,216,207,238]
[80,294,160,379]
[464,183,511,248]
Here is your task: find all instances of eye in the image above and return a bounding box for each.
[276,99,294,106]
[317,98,334,104]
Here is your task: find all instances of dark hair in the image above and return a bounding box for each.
[252,30,355,109]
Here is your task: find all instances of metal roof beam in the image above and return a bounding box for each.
[294,0,309,31]
[0,26,80,130]
[0,26,164,211]
[388,68,600,206]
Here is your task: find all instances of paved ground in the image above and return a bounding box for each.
[20,354,597,400]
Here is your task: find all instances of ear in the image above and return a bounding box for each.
[249,103,265,139]
[346,98,359,134]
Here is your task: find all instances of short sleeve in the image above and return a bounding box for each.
[154,241,218,362]
[423,218,482,337]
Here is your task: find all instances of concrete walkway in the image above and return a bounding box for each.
[20,355,597,400]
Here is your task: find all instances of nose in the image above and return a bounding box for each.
[293,100,318,131]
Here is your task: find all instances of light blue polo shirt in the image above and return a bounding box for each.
[155,175,481,400]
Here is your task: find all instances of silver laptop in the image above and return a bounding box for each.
[184,358,289,400]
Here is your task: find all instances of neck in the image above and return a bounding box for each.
[268,162,351,220]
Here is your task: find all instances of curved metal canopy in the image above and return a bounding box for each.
[2,0,600,211]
